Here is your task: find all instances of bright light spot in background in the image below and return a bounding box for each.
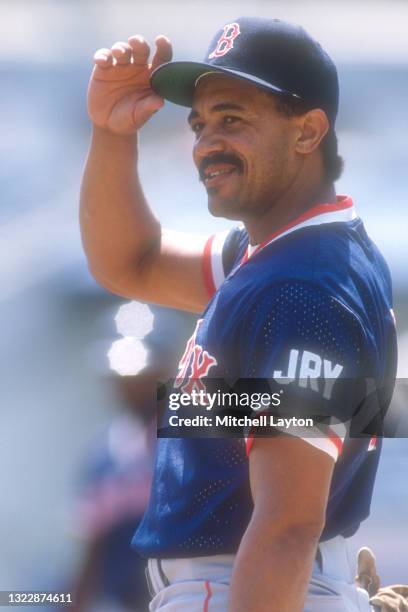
[108,337,148,376]
[109,302,154,375]
[115,301,153,337]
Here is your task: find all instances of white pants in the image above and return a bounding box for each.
[146,536,374,611]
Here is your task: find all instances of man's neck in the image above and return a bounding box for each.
[244,183,336,246]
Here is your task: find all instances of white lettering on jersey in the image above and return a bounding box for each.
[273,349,344,400]
[272,349,299,383]
[323,359,344,399]
[299,351,321,392]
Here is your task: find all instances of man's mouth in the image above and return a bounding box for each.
[203,163,239,188]
[200,155,243,189]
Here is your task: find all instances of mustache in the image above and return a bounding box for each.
[199,153,244,182]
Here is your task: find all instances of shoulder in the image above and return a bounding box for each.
[203,226,248,296]
[233,217,391,315]
[240,280,366,344]
[245,221,358,283]
[211,278,367,365]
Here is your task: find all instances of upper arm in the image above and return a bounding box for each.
[249,435,334,534]
[99,228,241,314]
[126,230,210,313]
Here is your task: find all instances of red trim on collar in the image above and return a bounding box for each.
[241,195,353,264]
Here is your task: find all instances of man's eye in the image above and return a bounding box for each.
[224,115,240,125]
[191,122,204,135]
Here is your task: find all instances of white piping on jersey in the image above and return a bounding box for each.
[302,436,341,462]
[210,230,230,289]
[247,243,259,257]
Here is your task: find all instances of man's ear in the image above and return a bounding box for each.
[294,109,329,155]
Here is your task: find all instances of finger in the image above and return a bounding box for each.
[151,35,173,72]
[133,93,165,128]
[389,586,408,598]
[357,547,377,574]
[372,587,408,611]
[127,35,150,65]
[94,48,114,68]
[370,591,407,611]
[111,42,132,65]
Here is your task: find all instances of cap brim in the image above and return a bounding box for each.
[151,60,291,108]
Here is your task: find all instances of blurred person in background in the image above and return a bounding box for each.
[66,305,197,611]
[68,373,155,612]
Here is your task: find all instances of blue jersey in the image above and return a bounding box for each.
[133,196,397,558]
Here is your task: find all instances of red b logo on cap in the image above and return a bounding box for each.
[208,23,241,59]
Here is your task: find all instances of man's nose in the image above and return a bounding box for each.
[194,126,226,164]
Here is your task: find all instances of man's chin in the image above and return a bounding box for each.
[207,195,244,221]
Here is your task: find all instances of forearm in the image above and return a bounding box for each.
[79,126,161,292]
[228,520,319,612]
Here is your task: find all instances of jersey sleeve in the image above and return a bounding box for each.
[202,227,248,298]
[234,281,367,462]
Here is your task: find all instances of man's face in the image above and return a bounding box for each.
[189,74,300,220]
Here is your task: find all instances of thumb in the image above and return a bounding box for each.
[356,547,381,597]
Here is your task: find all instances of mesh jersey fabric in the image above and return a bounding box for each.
[134,214,397,557]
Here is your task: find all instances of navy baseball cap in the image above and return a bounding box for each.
[151,17,339,125]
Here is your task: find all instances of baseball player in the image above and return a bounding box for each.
[81,17,398,612]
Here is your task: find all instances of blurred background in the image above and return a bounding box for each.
[1,0,407,608]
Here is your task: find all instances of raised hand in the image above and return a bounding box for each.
[87,35,172,135]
